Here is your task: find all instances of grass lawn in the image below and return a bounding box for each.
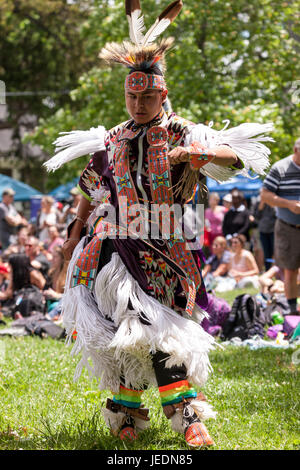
[0,287,299,451]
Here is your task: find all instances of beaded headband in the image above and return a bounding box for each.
[125,71,167,92]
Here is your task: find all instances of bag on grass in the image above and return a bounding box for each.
[13,286,45,317]
[25,319,65,340]
[12,313,65,340]
[221,294,266,341]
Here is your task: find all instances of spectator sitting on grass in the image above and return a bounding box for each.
[227,234,260,289]
[0,260,12,314]
[61,186,81,227]
[43,247,68,320]
[37,196,58,243]
[3,226,28,257]
[222,193,232,211]
[0,254,46,317]
[25,236,51,280]
[0,263,10,298]
[204,193,227,248]
[0,188,28,251]
[44,225,64,258]
[259,265,285,295]
[259,266,300,296]
[222,189,250,241]
[202,236,231,291]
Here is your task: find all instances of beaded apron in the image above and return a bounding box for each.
[112,124,202,316]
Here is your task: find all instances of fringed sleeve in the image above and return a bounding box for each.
[184,121,274,183]
[43,125,107,172]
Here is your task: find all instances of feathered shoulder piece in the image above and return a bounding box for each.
[44,126,107,172]
[99,0,183,73]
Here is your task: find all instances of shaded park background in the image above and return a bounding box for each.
[0,0,300,192]
[0,1,300,451]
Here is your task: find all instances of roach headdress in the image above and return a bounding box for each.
[99,0,183,92]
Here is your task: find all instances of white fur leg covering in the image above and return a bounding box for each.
[170,410,185,434]
[101,408,150,434]
[102,408,126,435]
[134,416,151,433]
[170,399,217,434]
[190,399,217,421]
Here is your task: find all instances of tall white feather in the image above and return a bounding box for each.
[44,126,106,172]
[142,18,171,46]
[127,10,145,46]
[185,122,274,182]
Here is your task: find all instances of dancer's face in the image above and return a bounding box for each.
[125,89,166,124]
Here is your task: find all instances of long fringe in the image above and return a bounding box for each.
[62,237,153,392]
[173,164,199,201]
[94,252,215,388]
[61,242,215,392]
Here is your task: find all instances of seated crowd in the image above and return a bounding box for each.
[0,187,299,324]
[0,190,80,322]
[203,190,300,306]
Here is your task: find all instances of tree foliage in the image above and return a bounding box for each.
[21,0,300,189]
[0,0,92,120]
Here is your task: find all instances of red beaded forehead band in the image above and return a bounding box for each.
[125,71,167,92]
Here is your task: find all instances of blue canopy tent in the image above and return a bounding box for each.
[49,177,79,201]
[48,174,263,205]
[0,174,42,201]
[206,174,263,199]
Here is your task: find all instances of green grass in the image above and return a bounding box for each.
[215,286,260,305]
[0,286,299,451]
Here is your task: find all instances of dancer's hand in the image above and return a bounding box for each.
[168,144,216,167]
[168,146,190,165]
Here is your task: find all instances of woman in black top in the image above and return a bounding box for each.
[0,254,46,317]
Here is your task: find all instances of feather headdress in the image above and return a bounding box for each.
[99,0,183,74]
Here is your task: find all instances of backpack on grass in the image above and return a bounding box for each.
[13,286,45,317]
[221,294,266,341]
[24,318,65,340]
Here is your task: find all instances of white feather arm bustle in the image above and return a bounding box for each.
[185,122,274,183]
[43,125,107,172]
